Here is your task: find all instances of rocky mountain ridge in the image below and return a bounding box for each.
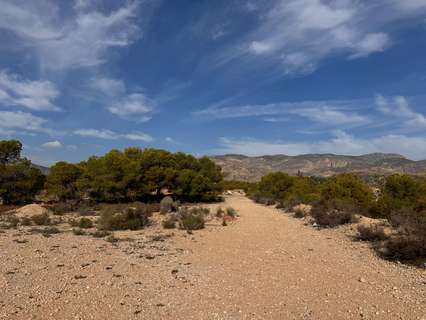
[211,153,426,181]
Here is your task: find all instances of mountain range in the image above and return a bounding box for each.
[211,153,426,182]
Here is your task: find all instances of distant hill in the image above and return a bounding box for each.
[211,153,426,182]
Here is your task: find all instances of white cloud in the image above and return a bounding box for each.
[376,95,426,127]
[217,0,425,74]
[0,0,141,71]
[216,131,426,160]
[74,129,117,140]
[195,99,369,128]
[88,76,154,121]
[0,111,49,134]
[350,33,390,59]
[41,140,63,148]
[0,70,60,111]
[289,106,369,127]
[89,77,126,97]
[107,93,153,121]
[74,128,153,142]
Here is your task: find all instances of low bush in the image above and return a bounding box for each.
[72,228,87,236]
[69,217,93,228]
[98,203,154,231]
[311,199,358,227]
[91,230,111,238]
[216,207,224,218]
[378,209,426,261]
[178,207,206,231]
[226,207,237,217]
[105,234,119,243]
[20,217,32,226]
[51,202,76,215]
[357,223,389,241]
[380,235,426,261]
[31,213,51,226]
[162,216,177,229]
[6,215,20,228]
[294,208,305,219]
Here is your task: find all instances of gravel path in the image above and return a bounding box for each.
[1,195,425,319]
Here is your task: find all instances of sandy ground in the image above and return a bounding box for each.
[1,195,425,320]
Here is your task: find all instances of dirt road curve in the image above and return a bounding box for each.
[1,195,425,320]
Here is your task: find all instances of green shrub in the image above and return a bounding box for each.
[20,217,32,226]
[98,204,153,231]
[72,228,87,236]
[41,226,60,236]
[357,224,389,241]
[162,216,177,229]
[178,208,205,231]
[294,208,305,219]
[105,234,119,243]
[216,207,224,218]
[311,199,358,227]
[77,217,93,229]
[31,213,51,226]
[91,230,111,238]
[226,207,237,217]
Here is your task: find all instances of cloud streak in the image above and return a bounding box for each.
[0,70,60,111]
[214,0,426,74]
[74,128,153,142]
[0,0,141,71]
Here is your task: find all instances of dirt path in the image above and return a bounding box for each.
[1,195,425,319]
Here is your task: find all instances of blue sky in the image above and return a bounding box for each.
[1,0,426,165]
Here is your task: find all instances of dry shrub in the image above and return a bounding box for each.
[91,230,111,238]
[311,199,359,227]
[72,228,87,236]
[216,207,224,218]
[378,210,426,261]
[31,213,51,226]
[98,203,154,231]
[226,207,237,217]
[294,208,305,219]
[357,223,389,241]
[162,216,177,229]
[178,207,206,231]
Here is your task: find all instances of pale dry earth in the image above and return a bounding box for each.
[1,195,425,320]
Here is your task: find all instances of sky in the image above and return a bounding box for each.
[1,0,426,165]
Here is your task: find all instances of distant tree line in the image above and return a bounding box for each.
[0,140,223,204]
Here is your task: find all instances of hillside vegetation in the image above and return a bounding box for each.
[236,172,426,263]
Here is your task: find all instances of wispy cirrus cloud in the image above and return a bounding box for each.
[213,0,426,75]
[0,70,60,111]
[41,140,63,149]
[0,0,141,71]
[74,128,153,142]
[0,110,51,135]
[194,99,370,128]
[376,95,426,128]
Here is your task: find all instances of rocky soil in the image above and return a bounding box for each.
[1,196,425,320]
